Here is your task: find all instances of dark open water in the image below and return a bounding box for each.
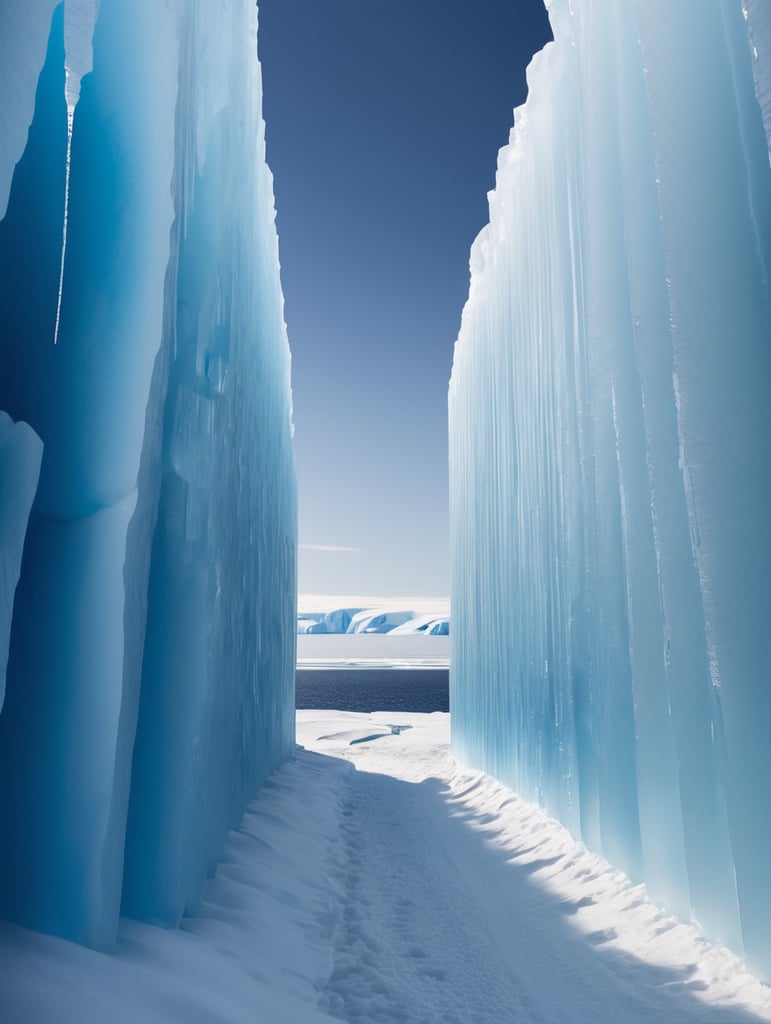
[295,668,449,713]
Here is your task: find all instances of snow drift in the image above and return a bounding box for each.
[0,0,296,949]
[450,0,771,980]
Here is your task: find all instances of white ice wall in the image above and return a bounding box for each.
[450,0,771,980]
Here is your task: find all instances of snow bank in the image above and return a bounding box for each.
[0,748,346,1024]
[4,712,768,1023]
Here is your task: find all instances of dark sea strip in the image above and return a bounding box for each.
[295,668,449,713]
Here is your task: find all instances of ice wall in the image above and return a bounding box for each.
[0,415,43,714]
[0,0,296,947]
[0,0,60,219]
[121,2,297,927]
[450,0,771,980]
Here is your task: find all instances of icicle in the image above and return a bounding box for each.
[54,0,100,344]
[53,102,73,346]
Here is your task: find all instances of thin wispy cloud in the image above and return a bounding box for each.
[299,544,362,553]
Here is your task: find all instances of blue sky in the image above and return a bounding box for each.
[258,0,552,598]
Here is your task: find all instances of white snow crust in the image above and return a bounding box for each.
[2,711,770,1024]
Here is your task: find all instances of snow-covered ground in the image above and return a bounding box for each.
[2,711,770,1023]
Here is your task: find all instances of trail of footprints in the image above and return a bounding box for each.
[320,774,457,1023]
[319,770,514,1024]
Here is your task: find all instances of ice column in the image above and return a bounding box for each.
[55,0,100,343]
[121,0,297,927]
[0,0,61,218]
[450,0,771,979]
[0,416,43,713]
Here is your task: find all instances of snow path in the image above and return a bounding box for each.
[1,710,770,1023]
[300,711,771,1024]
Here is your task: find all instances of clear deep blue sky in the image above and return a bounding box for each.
[258,1,552,598]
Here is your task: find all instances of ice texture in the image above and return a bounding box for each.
[63,0,98,110]
[744,0,771,154]
[55,1,101,344]
[0,414,43,713]
[450,0,771,980]
[121,1,297,928]
[347,609,416,634]
[0,0,296,948]
[0,0,61,219]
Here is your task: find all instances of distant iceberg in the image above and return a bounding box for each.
[347,609,417,634]
[389,614,450,636]
[450,0,771,980]
[0,0,296,948]
[297,602,450,636]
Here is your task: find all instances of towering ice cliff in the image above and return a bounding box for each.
[0,0,296,948]
[450,0,771,980]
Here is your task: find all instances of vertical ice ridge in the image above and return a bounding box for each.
[0,1,61,221]
[0,414,43,714]
[53,0,99,344]
[120,0,297,931]
[53,105,73,346]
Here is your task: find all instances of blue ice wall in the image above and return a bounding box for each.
[121,4,297,927]
[449,0,771,980]
[0,415,42,714]
[0,0,296,948]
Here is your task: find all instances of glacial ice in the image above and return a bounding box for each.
[347,609,416,634]
[55,0,101,345]
[63,0,98,110]
[450,0,771,980]
[0,0,60,219]
[0,0,296,949]
[389,614,450,636]
[744,0,771,154]
[0,414,43,714]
